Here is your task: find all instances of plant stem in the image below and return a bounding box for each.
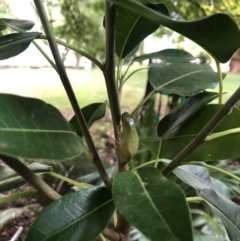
[0,155,61,201]
[154,138,162,168]
[215,59,223,104]
[38,35,104,71]
[0,190,39,205]
[162,86,240,177]
[33,41,58,72]
[122,61,134,80]
[124,67,149,84]
[189,162,240,182]
[186,197,204,202]
[104,2,130,240]
[47,172,90,189]
[103,1,121,138]
[33,0,112,189]
[132,89,156,116]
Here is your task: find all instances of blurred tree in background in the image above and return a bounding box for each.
[0,0,11,17]
[46,0,105,67]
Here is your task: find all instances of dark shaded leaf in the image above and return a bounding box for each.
[157,92,219,137]
[113,167,193,241]
[142,105,240,161]
[0,18,35,31]
[201,188,240,241]
[0,32,41,60]
[108,0,240,63]
[69,102,106,137]
[25,187,115,241]
[133,49,195,63]
[0,94,83,161]
[115,3,169,58]
[148,62,220,96]
[0,163,52,192]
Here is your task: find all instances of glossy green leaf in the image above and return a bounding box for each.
[148,63,220,96]
[0,32,41,60]
[201,188,240,241]
[25,187,115,241]
[70,102,106,137]
[108,0,240,63]
[0,94,83,161]
[113,167,193,241]
[0,163,52,192]
[115,3,169,58]
[142,105,240,161]
[133,49,195,63]
[0,18,35,31]
[162,160,229,198]
[0,23,6,31]
[158,92,219,137]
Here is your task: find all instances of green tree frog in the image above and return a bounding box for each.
[116,112,139,164]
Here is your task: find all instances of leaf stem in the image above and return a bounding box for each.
[215,59,223,104]
[132,89,156,116]
[188,161,240,182]
[116,58,123,90]
[162,86,240,177]
[0,155,61,201]
[4,24,58,73]
[205,128,240,141]
[186,197,204,202]
[38,35,104,71]
[0,190,40,205]
[47,172,90,189]
[33,0,112,189]
[132,160,157,170]
[124,67,149,84]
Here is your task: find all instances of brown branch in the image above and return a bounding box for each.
[103,2,131,240]
[0,155,61,202]
[33,0,112,189]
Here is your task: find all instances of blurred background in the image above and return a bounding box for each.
[0,0,239,117]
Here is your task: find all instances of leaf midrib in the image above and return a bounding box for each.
[42,198,113,241]
[154,69,214,91]
[0,128,75,134]
[134,171,178,240]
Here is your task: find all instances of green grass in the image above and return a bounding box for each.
[0,67,148,112]
[0,67,238,113]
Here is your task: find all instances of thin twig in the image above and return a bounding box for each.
[162,86,240,177]
[10,226,23,241]
[0,155,60,201]
[33,0,112,189]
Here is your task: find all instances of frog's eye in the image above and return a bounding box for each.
[128,118,135,127]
